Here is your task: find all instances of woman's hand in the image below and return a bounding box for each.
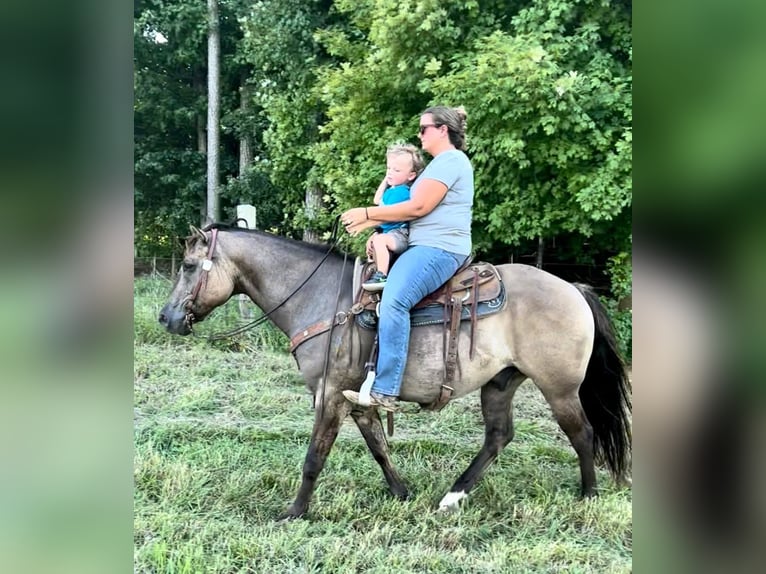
[341,207,376,236]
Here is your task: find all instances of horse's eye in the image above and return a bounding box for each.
[182,261,196,272]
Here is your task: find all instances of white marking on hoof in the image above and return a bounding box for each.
[358,371,375,407]
[438,490,466,512]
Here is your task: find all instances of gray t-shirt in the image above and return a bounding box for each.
[408,149,473,256]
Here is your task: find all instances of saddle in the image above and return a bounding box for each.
[353,259,505,411]
[355,259,502,314]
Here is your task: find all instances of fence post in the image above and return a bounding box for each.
[236,204,257,319]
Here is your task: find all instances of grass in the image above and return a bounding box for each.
[135,276,632,573]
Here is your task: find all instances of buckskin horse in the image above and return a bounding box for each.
[158,223,631,519]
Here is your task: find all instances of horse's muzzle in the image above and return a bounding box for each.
[158,302,192,335]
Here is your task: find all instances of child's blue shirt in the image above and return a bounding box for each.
[379,184,410,232]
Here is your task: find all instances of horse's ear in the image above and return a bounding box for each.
[189,225,208,243]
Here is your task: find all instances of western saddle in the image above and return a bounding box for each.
[353,259,504,411]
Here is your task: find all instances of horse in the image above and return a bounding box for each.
[158,223,631,520]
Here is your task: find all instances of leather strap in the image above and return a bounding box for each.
[442,282,452,375]
[188,228,219,305]
[290,319,333,352]
[430,384,454,411]
[445,296,463,385]
[432,271,478,410]
[289,312,348,353]
[470,268,479,359]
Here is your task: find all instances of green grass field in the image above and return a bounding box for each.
[135,276,631,573]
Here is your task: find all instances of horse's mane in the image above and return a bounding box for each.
[200,221,349,257]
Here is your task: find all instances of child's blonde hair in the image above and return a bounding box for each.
[386,142,425,176]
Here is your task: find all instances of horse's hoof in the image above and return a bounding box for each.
[437,490,466,512]
[390,485,409,500]
[276,506,305,522]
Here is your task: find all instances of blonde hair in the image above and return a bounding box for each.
[423,105,468,150]
[386,142,425,176]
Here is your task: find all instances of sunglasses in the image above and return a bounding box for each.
[419,124,440,135]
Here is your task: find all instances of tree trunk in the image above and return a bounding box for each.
[239,75,253,178]
[195,68,207,154]
[239,133,252,178]
[536,236,544,268]
[193,68,207,225]
[303,185,323,244]
[206,0,221,224]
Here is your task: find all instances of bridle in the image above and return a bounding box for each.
[184,228,219,322]
[182,227,220,330]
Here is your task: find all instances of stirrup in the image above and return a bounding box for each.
[358,369,375,406]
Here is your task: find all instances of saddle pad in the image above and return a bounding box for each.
[354,281,506,330]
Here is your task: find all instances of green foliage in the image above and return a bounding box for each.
[602,295,632,363]
[311,0,507,252]
[426,0,631,255]
[219,167,287,232]
[606,250,632,300]
[604,250,632,361]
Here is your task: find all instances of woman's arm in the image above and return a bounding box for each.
[342,178,448,235]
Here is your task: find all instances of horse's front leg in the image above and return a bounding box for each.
[279,392,350,520]
[350,406,409,500]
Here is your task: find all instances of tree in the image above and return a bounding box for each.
[206,0,221,222]
[313,0,631,285]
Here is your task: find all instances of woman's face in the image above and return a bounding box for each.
[418,113,442,154]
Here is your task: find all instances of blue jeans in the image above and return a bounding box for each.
[373,245,466,397]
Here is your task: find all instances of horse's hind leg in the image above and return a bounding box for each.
[541,386,597,497]
[439,368,525,511]
[350,407,408,500]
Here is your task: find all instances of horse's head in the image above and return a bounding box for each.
[158,226,235,335]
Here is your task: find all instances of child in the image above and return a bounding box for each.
[362,143,425,291]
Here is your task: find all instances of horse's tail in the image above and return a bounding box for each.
[574,283,632,482]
